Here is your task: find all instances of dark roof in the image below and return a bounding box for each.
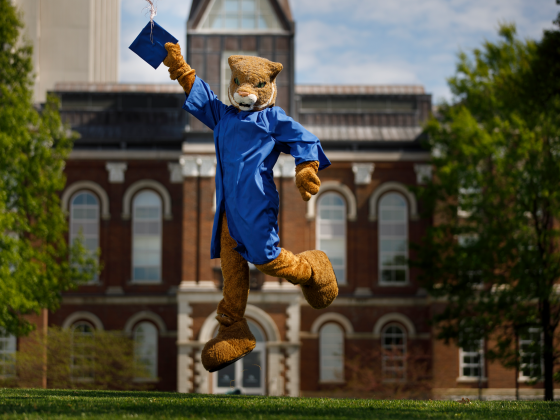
[54,83,183,93]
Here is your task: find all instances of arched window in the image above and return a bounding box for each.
[381,324,406,381]
[70,192,99,282]
[71,322,95,380]
[214,320,266,395]
[134,322,158,379]
[378,193,408,285]
[132,191,162,282]
[0,330,16,378]
[317,193,347,285]
[320,323,344,382]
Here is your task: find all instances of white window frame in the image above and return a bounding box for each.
[319,322,345,383]
[71,321,95,382]
[378,193,409,286]
[213,320,266,395]
[221,50,258,104]
[519,327,543,382]
[0,330,16,379]
[70,191,100,284]
[316,192,347,285]
[131,190,162,284]
[458,339,487,383]
[381,324,407,382]
[133,322,159,381]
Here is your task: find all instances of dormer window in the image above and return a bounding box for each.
[202,0,282,30]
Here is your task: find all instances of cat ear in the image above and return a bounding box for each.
[228,55,244,68]
[268,61,283,82]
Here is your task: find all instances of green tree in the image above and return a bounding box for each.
[0,0,98,337]
[413,20,560,400]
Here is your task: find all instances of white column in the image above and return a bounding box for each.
[352,163,374,185]
[267,345,284,396]
[285,300,301,397]
[105,162,127,183]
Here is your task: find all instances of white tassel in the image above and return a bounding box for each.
[143,0,158,43]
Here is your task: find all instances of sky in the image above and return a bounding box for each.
[120,0,559,103]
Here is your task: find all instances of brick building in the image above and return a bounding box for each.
[1,0,554,400]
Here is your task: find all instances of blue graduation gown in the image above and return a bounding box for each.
[183,76,331,265]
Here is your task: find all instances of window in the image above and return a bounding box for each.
[379,193,408,284]
[71,322,95,381]
[221,51,257,104]
[317,193,347,284]
[70,192,99,282]
[0,330,16,378]
[320,323,344,382]
[134,322,158,379]
[214,320,266,395]
[382,325,406,381]
[459,340,484,380]
[202,0,282,30]
[519,327,543,381]
[132,191,162,282]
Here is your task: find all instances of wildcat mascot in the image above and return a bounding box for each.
[164,43,338,372]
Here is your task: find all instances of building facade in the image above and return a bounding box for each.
[2,0,555,399]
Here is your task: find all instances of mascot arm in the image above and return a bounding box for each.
[164,43,196,94]
[295,161,320,202]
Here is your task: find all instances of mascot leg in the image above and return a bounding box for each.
[256,249,338,309]
[201,214,256,372]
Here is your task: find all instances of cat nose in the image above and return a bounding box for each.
[238,91,250,97]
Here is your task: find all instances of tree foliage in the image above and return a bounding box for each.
[0,327,152,390]
[0,0,98,337]
[411,18,560,399]
[413,19,560,400]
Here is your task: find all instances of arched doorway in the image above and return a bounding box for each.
[212,320,266,395]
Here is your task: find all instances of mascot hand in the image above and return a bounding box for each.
[164,42,196,94]
[295,161,321,202]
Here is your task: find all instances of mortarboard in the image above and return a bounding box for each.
[129,20,178,70]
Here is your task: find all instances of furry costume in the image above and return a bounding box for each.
[164,43,338,372]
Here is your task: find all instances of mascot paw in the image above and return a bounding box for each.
[201,318,256,372]
[163,42,196,93]
[295,161,321,202]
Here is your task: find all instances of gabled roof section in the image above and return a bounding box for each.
[188,0,293,33]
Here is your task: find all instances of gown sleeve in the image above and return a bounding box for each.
[269,108,331,170]
[182,76,229,130]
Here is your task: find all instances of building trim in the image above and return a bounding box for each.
[122,180,173,221]
[69,150,182,160]
[369,181,419,221]
[124,311,168,335]
[62,295,177,305]
[307,181,357,221]
[61,181,111,220]
[310,312,354,335]
[372,313,416,338]
[61,311,104,331]
[302,296,429,307]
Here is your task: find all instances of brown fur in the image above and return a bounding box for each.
[256,249,338,310]
[227,55,282,111]
[295,161,320,201]
[164,43,196,94]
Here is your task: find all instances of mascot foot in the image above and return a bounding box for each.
[298,250,338,309]
[256,249,338,309]
[201,317,256,372]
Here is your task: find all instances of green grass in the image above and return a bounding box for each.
[0,389,559,419]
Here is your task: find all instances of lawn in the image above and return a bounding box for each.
[0,389,559,419]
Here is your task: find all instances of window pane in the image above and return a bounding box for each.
[134,322,158,378]
[241,0,255,12]
[133,191,162,282]
[317,193,346,285]
[242,351,262,388]
[379,193,408,284]
[320,323,344,382]
[217,363,236,387]
[225,0,238,12]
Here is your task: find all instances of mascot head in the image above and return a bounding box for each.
[228,55,283,112]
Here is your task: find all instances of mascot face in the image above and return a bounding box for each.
[228,55,283,112]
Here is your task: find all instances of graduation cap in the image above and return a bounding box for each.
[129,20,178,69]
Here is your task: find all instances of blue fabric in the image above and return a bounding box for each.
[129,21,178,69]
[183,76,331,265]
